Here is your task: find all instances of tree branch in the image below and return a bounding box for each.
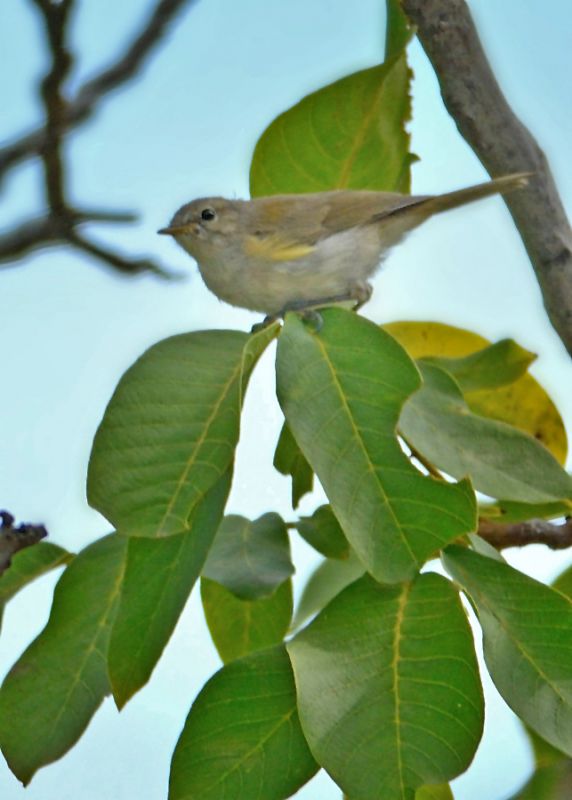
[68,230,171,277]
[0,0,190,275]
[0,511,47,576]
[0,0,197,185]
[478,517,572,551]
[401,0,572,356]
[29,0,75,215]
[0,210,173,277]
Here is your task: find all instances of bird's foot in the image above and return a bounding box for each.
[251,314,279,333]
[251,283,373,333]
[348,281,373,310]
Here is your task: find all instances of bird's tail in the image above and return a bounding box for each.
[419,172,532,217]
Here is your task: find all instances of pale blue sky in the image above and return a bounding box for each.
[1,1,571,798]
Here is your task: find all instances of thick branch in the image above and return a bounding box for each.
[0,0,196,185]
[478,517,572,551]
[401,0,572,356]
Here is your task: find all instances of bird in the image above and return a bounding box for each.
[159,173,530,319]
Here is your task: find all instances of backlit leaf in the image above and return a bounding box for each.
[479,499,572,524]
[250,58,413,196]
[295,504,350,560]
[291,551,365,631]
[202,512,293,600]
[273,422,314,508]
[201,577,292,663]
[0,542,71,613]
[169,646,318,800]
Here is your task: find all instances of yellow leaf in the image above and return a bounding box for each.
[383,321,567,465]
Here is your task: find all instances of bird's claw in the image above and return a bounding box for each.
[251,315,278,333]
[300,309,323,332]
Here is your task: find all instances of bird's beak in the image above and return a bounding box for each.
[157,224,191,236]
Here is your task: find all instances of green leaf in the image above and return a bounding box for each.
[292,551,365,631]
[250,58,413,196]
[467,533,505,563]
[87,324,278,538]
[443,545,572,756]
[287,573,483,800]
[415,786,454,800]
[400,362,572,503]
[202,512,294,600]
[0,542,71,612]
[276,309,476,584]
[505,762,572,799]
[201,577,292,663]
[480,499,572,524]
[108,470,232,709]
[525,725,567,766]
[424,339,536,393]
[383,321,568,465]
[0,535,127,784]
[273,422,314,508]
[296,504,350,559]
[385,0,413,59]
[553,563,572,600]
[169,646,318,800]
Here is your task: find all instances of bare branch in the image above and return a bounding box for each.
[0,511,47,576]
[0,0,197,185]
[29,0,75,214]
[0,0,188,275]
[68,231,171,277]
[401,0,572,356]
[478,517,572,551]
[0,216,63,263]
[0,209,139,265]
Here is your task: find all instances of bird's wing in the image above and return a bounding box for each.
[319,191,421,234]
[243,233,316,262]
[247,190,428,250]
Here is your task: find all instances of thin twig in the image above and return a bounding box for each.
[0,212,170,276]
[478,517,572,550]
[0,0,197,185]
[401,0,572,356]
[0,210,138,264]
[69,231,171,276]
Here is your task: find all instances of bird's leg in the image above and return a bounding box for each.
[250,282,373,334]
[278,281,373,315]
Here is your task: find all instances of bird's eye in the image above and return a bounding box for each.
[201,208,216,221]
